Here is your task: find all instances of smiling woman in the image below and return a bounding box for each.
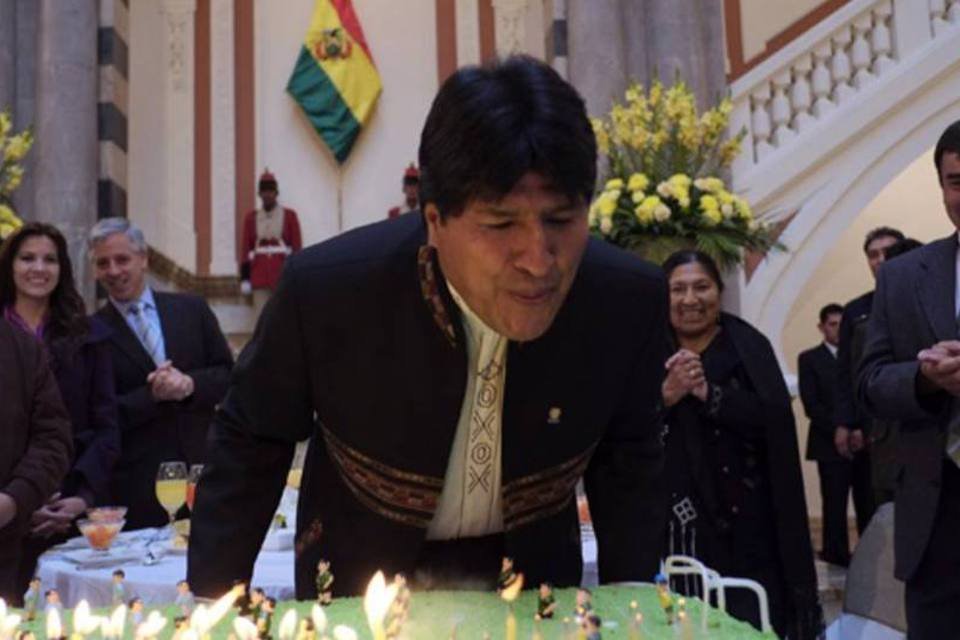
[0,222,120,603]
[658,250,822,639]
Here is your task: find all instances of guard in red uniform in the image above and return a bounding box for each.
[387,163,420,218]
[240,169,302,293]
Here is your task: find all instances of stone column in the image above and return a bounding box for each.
[12,0,38,220]
[33,0,98,302]
[0,0,15,111]
[567,0,725,116]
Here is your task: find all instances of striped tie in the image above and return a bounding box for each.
[129,301,162,365]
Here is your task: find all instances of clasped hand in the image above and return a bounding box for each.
[662,349,708,407]
[918,340,960,397]
[30,493,88,537]
[147,360,195,401]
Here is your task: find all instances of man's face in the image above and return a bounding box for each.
[92,232,148,302]
[425,172,589,342]
[259,187,278,211]
[941,151,960,230]
[403,183,419,208]
[865,235,900,279]
[818,312,842,346]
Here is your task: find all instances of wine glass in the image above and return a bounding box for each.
[186,464,204,512]
[156,461,187,536]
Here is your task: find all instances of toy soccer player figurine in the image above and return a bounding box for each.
[175,580,196,616]
[130,598,145,627]
[535,583,556,620]
[316,559,334,605]
[44,589,63,614]
[233,580,252,617]
[655,573,675,624]
[23,576,41,621]
[112,570,127,606]
[582,613,602,640]
[574,588,593,623]
[497,557,518,593]
[249,587,266,620]
[257,597,275,639]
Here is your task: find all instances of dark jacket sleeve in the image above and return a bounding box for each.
[70,339,121,506]
[798,351,834,438]
[4,344,73,529]
[183,298,233,411]
[188,265,314,596]
[583,272,668,583]
[835,303,862,429]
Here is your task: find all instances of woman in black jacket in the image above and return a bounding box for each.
[0,222,121,597]
[660,250,822,639]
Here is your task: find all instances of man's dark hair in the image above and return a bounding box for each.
[862,226,905,253]
[883,237,923,261]
[819,303,843,324]
[661,250,725,293]
[935,120,960,185]
[418,55,596,219]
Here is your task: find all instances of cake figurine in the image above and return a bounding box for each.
[44,589,62,614]
[250,587,266,619]
[535,583,556,620]
[497,557,518,594]
[573,588,593,623]
[23,576,41,622]
[582,613,602,640]
[111,570,127,607]
[257,597,275,639]
[316,559,334,606]
[655,573,675,624]
[130,597,144,628]
[295,618,316,640]
[233,580,252,617]
[175,580,196,616]
[385,574,410,638]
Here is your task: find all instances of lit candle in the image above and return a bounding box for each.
[135,611,168,640]
[363,572,398,640]
[0,599,21,640]
[46,607,64,640]
[628,612,643,640]
[279,610,299,640]
[331,627,357,640]
[233,617,259,640]
[102,605,127,639]
[499,573,523,640]
[310,603,328,635]
[678,610,694,640]
[71,600,101,640]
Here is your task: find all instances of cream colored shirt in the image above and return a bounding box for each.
[426,284,508,540]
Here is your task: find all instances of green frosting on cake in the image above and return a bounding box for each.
[13,585,775,639]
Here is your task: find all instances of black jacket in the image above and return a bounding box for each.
[835,291,873,431]
[798,343,843,462]
[188,213,670,598]
[95,292,233,529]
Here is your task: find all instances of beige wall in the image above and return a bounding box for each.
[782,147,951,517]
[739,0,824,60]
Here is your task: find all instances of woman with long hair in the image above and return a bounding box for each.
[0,222,120,596]
[659,250,822,639]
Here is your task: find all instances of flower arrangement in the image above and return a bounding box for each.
[0,109,33,239]
[588,79,781,269]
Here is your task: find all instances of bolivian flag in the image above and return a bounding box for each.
[287,0,382,163]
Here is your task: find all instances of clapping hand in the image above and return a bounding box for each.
[662,349,708,407]
[918,340,960,397]
[148,361,195,402]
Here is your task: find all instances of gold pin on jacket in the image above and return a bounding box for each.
[547,407,562,424]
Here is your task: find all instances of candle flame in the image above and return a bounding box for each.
[1,613,22,640]
[135,611,167,640]
[103,605,127,638]
[73,600,100,636]
[499,572,524,603]
[310,603,327,633]
[47,607,63,639]
[332,626,358,640]
[0,599,6,621]
[232,617,259,640]
[189,605,210,635]
[278,609,298,640]
[363,571,398,636]
[206,589,241,630]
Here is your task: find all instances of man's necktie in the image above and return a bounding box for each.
[129,301,162,365]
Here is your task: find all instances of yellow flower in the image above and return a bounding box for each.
[591,119,610,155]
[596,191,619,217]
[735,195,753,220]
[700,194,719,212]
[605,178,624,191]
[656,181,672,199]
[668,174,692,189]
[627,173,649,193]
[634,203,653,225]
[0,112,10,137]
[702,207,722,226]
[625,85,641,103]
[4,131,32,162]
[5,171,22,192]
[654,203,672,222]
[599,216,613,235]
[694,177,725,193]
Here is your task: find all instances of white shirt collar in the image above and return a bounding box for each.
[824,341,838,357]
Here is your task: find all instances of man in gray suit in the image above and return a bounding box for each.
[858,119,960,636]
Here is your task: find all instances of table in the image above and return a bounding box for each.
[37,528,296,608]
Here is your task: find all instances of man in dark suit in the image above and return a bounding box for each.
[836,226,904,534]
[88,217,233,530]
[858,119,960,636]
[799,303,852,566]
[188,56,669,598]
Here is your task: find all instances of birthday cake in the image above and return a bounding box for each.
[10,584,775,639]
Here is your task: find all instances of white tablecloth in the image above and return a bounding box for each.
[37,527,296,608]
